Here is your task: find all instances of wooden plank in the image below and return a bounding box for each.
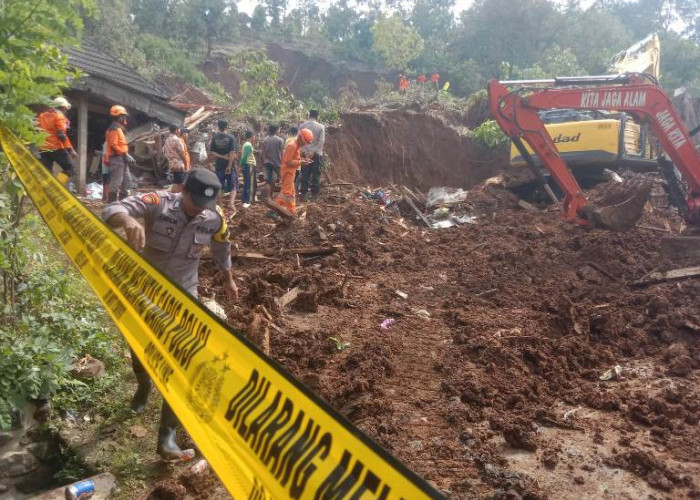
[630,265,700,286]
[77,96,88,194]
[281,245,342,256]
[277,287,300,309]
[403,195,432,228]
[263,197,295,219]
[517,199,541,212]
[232,251,276,261]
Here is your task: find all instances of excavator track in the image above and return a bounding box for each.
[582,176,653,231]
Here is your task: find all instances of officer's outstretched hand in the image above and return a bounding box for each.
[123,216,146,252]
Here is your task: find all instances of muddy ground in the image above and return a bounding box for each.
[144,180,700,500]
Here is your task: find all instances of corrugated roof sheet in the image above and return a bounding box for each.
[68,41,170,100]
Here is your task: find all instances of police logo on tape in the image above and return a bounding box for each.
[188,353,229,423]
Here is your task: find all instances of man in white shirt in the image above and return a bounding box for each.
[299,109,325,202]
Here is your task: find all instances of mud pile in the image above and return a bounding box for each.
[145,182,700,499]
[325,109,512,189]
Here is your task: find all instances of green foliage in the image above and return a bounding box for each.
[659,32,700,90]
[0,0,93,142]
[251,5,268,31]
[178,0,238,57]
[371,16,424,71]
[135,34,226,100]
[0,203,121,429]
[472,120,510,148]
[328,337,350,351]
[230,50,301,119]
[516,45,587,79]
[85,0,147,71]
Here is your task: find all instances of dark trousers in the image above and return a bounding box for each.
[131,349,179,431]
[39,149,75,176]
[299,154,322,199]
[241,164,257,204]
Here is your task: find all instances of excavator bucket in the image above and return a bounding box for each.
[582,177,653,231]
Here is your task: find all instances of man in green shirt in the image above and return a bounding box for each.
[239,129,257,208]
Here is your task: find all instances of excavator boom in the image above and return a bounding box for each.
[488,74,700,229]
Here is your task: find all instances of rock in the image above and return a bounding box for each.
[27,472,116,499]
[0,450,40,477]
[667,356,693,377]
[0,432,13,448]
[20,427,46,446]
[408,440,424,451]
[129,425,148,439]
[27,441,54,462]
[15,464,55,493]
[647,296,669,317]
[71,354,106,379]
[0,483,7,493]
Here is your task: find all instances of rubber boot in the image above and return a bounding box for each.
[130,351,152,414]
[156,402,194,461]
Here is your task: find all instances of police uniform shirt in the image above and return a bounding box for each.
[103,191,231,296]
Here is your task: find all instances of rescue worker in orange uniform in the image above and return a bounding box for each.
[105,105,135,201]
[275,128,313,215]
[37,97,77,184]
[399,74,409,92]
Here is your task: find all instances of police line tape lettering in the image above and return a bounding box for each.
[0,127,446,500]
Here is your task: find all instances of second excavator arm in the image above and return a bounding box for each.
[488,74,700,228]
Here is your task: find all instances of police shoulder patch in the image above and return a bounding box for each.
[141,192,161,205]
[213,205,230,242]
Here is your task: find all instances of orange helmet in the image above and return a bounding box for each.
[110,105,128,117]
[299,128,313,144]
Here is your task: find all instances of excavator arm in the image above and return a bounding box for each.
[488,74,700,228]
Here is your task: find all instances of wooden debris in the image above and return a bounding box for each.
[585,261,619,282]
[277,286,300,309]
[263,197,295,219]
[281,245,342,256]
[403,195,432,228]
[630,265,700,286]
[475,288,498,298]
[518,199,541,212]
[232,251,275,261]
[637,223,672,233]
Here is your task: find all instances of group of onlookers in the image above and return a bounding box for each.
[37,98,326,217]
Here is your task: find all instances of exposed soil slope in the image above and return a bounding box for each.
[146,182,700,499]
[326,109,512,189]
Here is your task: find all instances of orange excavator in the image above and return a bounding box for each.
[488,73,700,239]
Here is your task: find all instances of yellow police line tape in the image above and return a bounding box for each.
[0,127,447,500]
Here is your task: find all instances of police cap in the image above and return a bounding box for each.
[185,168,221,209]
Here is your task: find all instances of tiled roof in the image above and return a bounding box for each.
[67,41,170,100]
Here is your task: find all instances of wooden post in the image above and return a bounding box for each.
[77,97,88,194]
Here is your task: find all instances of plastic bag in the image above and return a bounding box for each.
[196,141,208,162]
[86,182,103,200]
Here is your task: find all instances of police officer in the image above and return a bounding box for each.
[103,168,238,460]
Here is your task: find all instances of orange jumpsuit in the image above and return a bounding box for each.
[38,109,72,151]
[105,123,128,162]
[275,138,302,213]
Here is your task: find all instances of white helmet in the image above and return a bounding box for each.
[52,97,71,110]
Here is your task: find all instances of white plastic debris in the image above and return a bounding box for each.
[426,187,468,208]
[203,298,227,320]
[86,182,103,200]
[599,365,623,381]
